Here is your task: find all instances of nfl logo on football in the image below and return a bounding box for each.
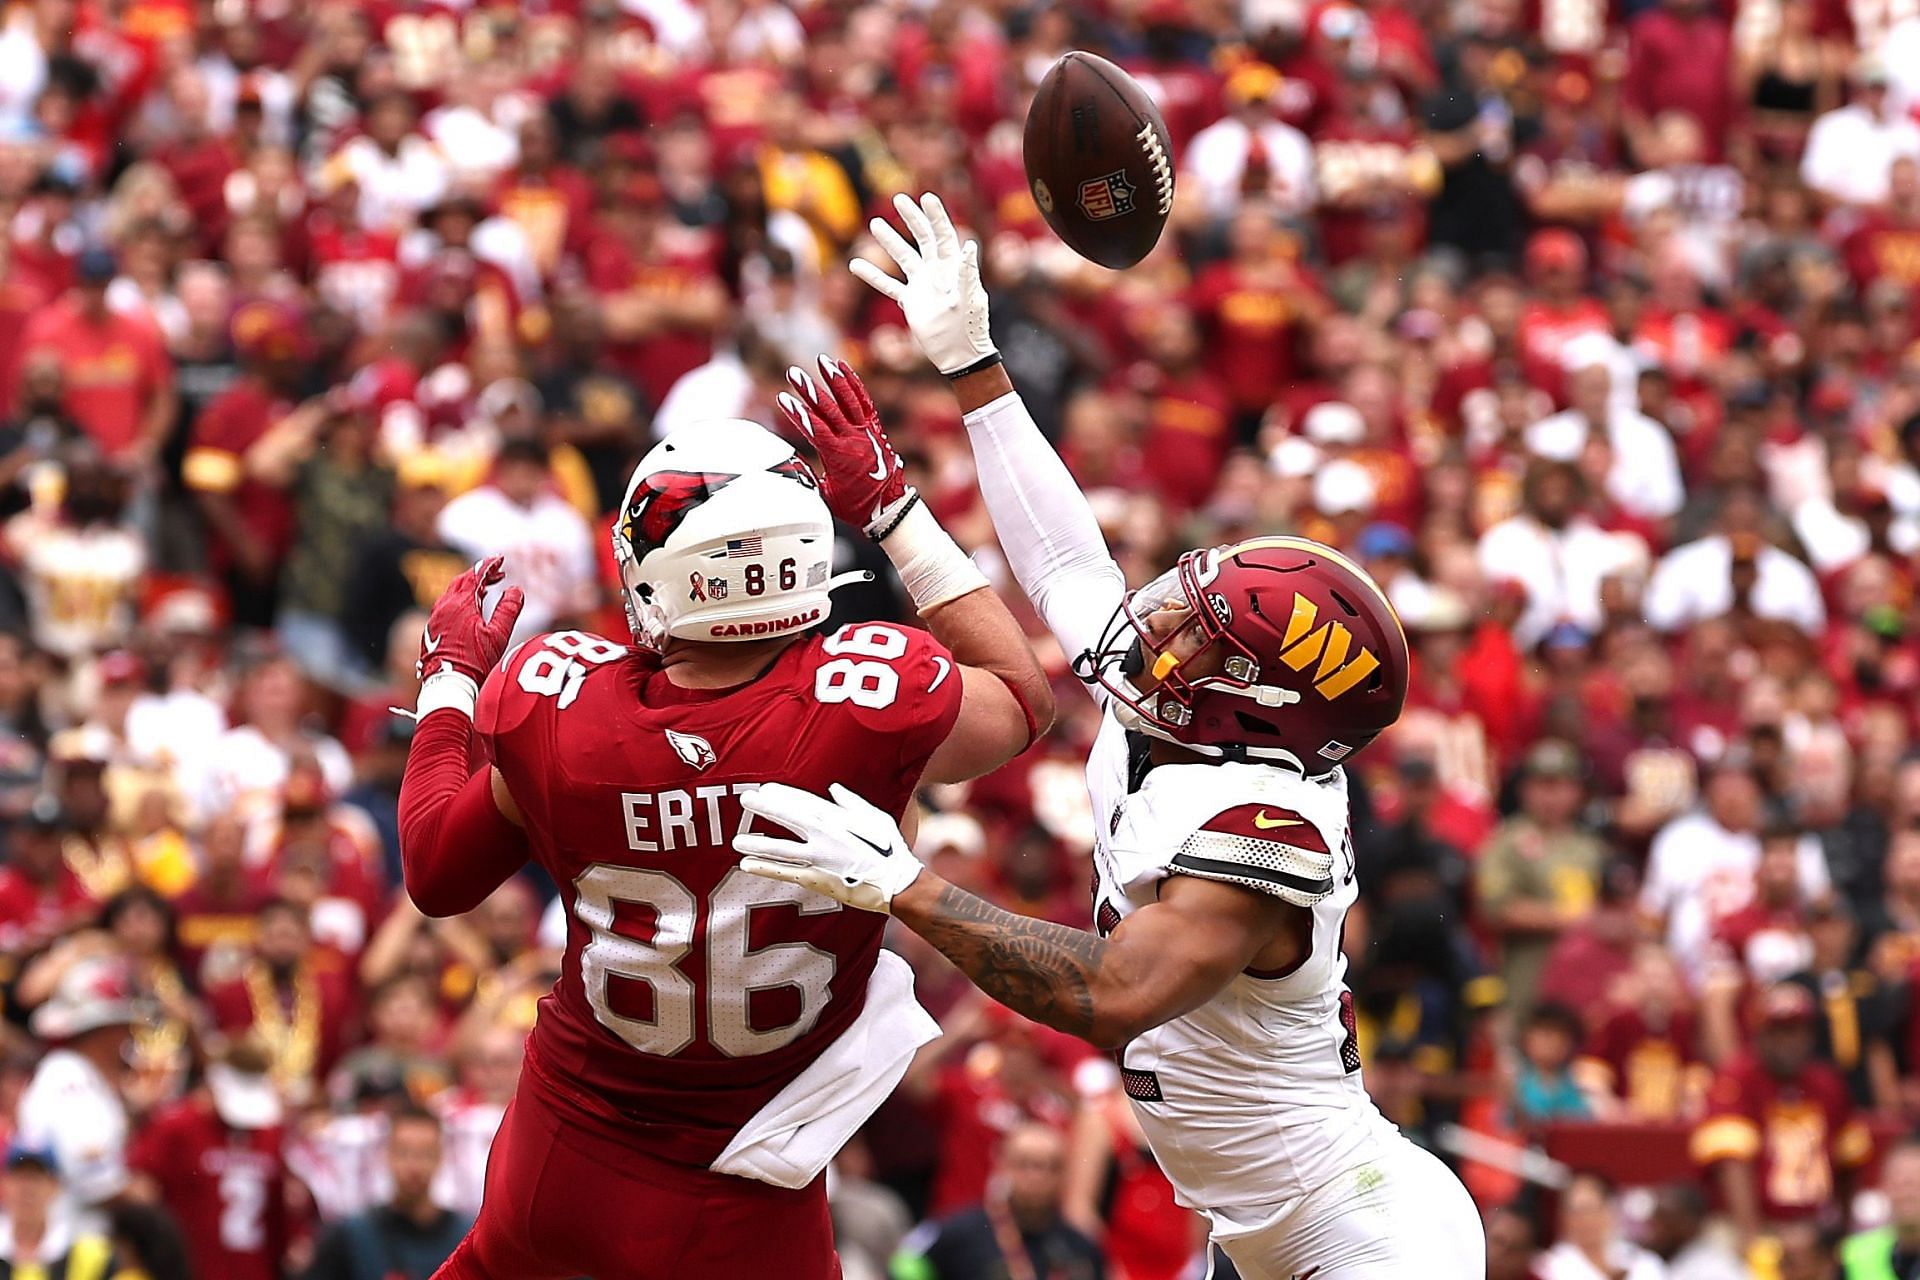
[1076,170,1136,222]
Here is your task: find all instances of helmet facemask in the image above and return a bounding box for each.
[1079,551,1305,762]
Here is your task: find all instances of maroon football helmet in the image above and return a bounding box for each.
[1080,536,1409,771]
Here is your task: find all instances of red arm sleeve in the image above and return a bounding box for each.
[398,710,529,917]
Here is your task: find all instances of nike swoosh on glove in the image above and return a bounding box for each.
[775,356,912,533]
[417,555,525,686]
[734,783,925,914]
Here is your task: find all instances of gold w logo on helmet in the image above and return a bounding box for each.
[1278,595,1381,700]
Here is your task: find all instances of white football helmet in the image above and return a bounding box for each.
[611,419,865,648]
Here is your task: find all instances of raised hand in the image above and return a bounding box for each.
[775,355,911,532]
[418,556,525,686]
[850,192,997,376]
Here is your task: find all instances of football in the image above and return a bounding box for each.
[1023,51,1175,270]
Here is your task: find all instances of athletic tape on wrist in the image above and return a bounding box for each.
[879,501,989,612]
[415,671,480,721]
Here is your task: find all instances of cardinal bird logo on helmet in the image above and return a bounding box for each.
[621,471,741,555]
[770,457,820,489]
[621,461,822,556]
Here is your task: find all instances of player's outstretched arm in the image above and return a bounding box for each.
[853,192,1128,670]
[397,557,531,917]
[894,872,1284,1049]
[778,356,1052,780]
[736,784,1288,1048]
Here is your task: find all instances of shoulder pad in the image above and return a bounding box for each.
[1116,762,1349,908]
[479,630,631,738]
[1169,805,1338,907]
[809,622,964,745]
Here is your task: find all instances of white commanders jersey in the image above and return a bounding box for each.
[1086,711,1394,1214]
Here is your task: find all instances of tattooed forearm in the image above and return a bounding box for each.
[898,881,1111,1041]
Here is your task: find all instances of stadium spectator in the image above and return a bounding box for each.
[1526,356,1685,522]
[1839,1141,1920,1279]
[1183,63,1316,222]
[1643,755,1830,980]
[127,1039,290,1280]
[301,1106,469,1280]
[1783,1223,1842,1280]
[433,439,595,645]
[1692,985,1871,1246]
[1572,945,1707,1122]
[1645,1183,1746,1280]
[1801,55,1920,209]
[341,456,462,673]
[432,1025,521,1220]
[1511,1003,1595,1128]
[106,1202,194,1280]
[15,954,136,1214]
[1537,1172,1665,1280]
[0,1142,114,1278]
[1485,1205,1543,1280]
[1062,1062,1193,1280]
[19,247,175,466]
[900,1123,1105,1280]
[1475,459,1645,648]
[1476,738,1607,1018]
[1624,0,1734,163]
[204,898,355,1105]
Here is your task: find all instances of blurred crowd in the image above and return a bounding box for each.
[6,0,1920,1276]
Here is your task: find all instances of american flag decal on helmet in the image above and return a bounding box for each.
[727,536,764,557]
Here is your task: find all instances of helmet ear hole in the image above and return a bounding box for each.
[1235,710,1282,738]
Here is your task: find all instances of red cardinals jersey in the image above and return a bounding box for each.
[477,623,964,1166]
[128,1097,289,1280]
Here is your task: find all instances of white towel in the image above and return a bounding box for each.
[710,949,939,1189]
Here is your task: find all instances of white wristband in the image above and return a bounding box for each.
[415,670,480,721]
[879,501,989,612]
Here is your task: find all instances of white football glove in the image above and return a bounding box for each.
[850,192,997,376]
[735,783,926,914]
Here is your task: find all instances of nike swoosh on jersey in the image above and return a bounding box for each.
[422,628,441,653]
[928,657,952,691]
[1253,811,1304,829]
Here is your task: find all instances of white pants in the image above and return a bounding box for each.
[1207,1136,1484,1280]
